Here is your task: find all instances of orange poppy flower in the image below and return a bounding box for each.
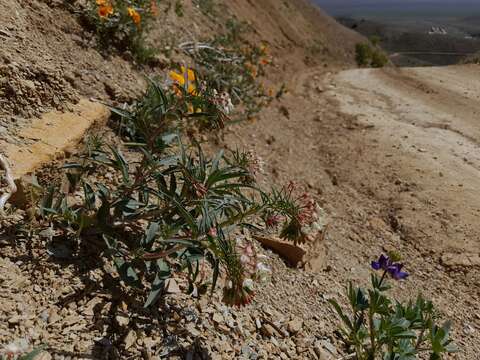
[127,7,141,25]
[260,58,270,66]
[98,3,113,18]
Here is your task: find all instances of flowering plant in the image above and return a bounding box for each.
[31,72,306,308]
[329,253,457,359]
[179,18,274,120]
[84,0,159,63]
[262,181,321,245]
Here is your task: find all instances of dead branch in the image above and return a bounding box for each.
[0,154,17,212]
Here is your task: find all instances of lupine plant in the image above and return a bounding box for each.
[82,0,160,63]
[329,253,457,359]
[31,68,315,308]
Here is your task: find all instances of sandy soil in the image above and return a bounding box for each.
[328,65,480,257]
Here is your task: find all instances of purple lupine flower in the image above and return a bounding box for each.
[387,263,409,280]
[371,254,409,281]
[371,254,392,271]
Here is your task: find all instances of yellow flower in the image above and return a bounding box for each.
[260,43,269,55]
[127,7,141,25]
[98,2,113,18]
[244,62,257,79]
[169,66,197,95]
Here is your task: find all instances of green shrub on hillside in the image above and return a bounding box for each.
[355,42,388,68]
[30,70,320,308]
[180,19,274,120]
[355,43,373,66]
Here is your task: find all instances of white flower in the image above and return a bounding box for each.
[256,262,271,273]
[2,338,29,357]
[212,89,235,114]
[243,278,254,291]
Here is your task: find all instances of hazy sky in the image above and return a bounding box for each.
[313,0,480,17]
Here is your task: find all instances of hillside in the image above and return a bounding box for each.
[0,1,367,359]
[1,1,479,360]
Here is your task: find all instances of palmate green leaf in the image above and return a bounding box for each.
[349,282,369,311]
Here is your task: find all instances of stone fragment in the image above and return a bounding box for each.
[124,330,137,350]
[287,318,303,335]
[261,323,278,338]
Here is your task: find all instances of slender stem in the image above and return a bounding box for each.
[368,308,376,359]
[378,270,387,288]
[142,244,187,260]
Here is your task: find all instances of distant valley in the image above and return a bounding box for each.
[314,0,480,66]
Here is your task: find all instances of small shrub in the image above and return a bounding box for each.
[174,0,184,17]
[330,253,457,359]
[30,70,317,308]
[180,19,274,120]
[193,0,217,16]
[355,42,388,68]
[355,43,373,67]
[83,0,160,63]
[370,50,388,68]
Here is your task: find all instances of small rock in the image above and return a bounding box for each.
[287,318,303,335]
[261,324,278,338]
[241,345,257,359]
[320,340,337,356]
[8,315,21,325]
[115,314,130,327]
[212,312,224,324]
[314,347,332,360]
[33,351,52,360]
[124,330,137,350]
[464,323,476,335]
[48,310,61,325]
[165,278,181,294]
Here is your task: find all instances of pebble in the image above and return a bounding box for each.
[260,323,278,338]
[287,318,303,335]
[212,312,224,324]
[124,330,137,350]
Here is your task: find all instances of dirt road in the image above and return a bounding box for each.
[326,65,480,260]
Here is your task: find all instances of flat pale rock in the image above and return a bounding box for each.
[253,235,306,267]
[4,99,109,208]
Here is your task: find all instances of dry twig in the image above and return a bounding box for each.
[0,154,17,212]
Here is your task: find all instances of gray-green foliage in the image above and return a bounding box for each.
[330,261,457,360]
[32,76,311,308]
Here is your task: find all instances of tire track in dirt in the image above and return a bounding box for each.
[326,65,480,255]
